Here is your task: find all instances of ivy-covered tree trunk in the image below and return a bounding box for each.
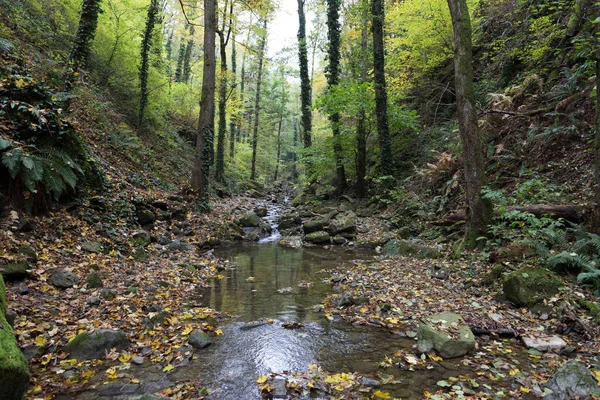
[229,37,237,158]
[371,0,394,177]
[593,5,600,232]
[175,42,185,82]
[447,0,492,247]
[67,0,102,83]
[138,0,159,128]
[215,0,233,183]
[356,2,369,198]
[297,0,312,149]
[182,26,195,84]
[191,0,216,199]
[325,0,346,192]
[274,111,283,182]
[237,20,252,144]
[250,19,268,181]
[292,119,299,181]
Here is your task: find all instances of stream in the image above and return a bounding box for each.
[174,242,467,399]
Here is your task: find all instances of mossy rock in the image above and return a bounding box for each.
[305,231,331,244]
[17,244,37,262]
[385,239,441,259]
[277,214,301,230]
[132,247,148,262]
[65,329,130,360]
[417,312,475,358]
[238,212,262,228]
[0,276,30,400]
[303,219,326,234]
[328,218,356,235]
[482,264,505,286]
[85,272,103,289]
[131,230,151,247]
[503,267,564,307]
[82,241,103,254]
[1,260,31,281]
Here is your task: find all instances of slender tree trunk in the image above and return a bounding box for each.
[191,0,216,199]
[593,5,600,231]
[175,42,185,82]
[215,0,233,183]
[250,19,268,180]
[138,0,159,128]
[229,36,237,158]
[371,0,394,177]
[182,26,195,84]
[274,113,284,181]
[447,0,493,247]
[325,0,346,191]
[67,0,102,80]
[356,2,368,197]
[297,0,312,149]
[292,119,299,180]
[237,20,252,143]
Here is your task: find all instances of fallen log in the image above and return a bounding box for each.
[469,327,518,338]
[431,204,588,226]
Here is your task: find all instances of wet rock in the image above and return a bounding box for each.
[21,344,44,361]
[132,356,144,365]
[522,336,566,352]
[151,200,169,210]
[85,272,103,289]
[417,312,475,358]
[166,240,194,252]
[1,260,31,281]
[50,269,81,289]
[334,294,354,308]
[254,207,268,217]
[332,235,347,245]
[385,239,440,259]
[136,209,155,226]
[238,212,262,228]
[544,360,599,400]
[98,382,140,397]
[278,236,303,248]
[271,376,287,398]
[65,329,130,360]
[82,240,103,254]
[132,230,151,247]
[303,219,327,234]
[188,330,212,349]
[304,231,330,244]
[361,377,381,387]
[503,267,563,306]
[240,320,269,330]
[278,213,301,230]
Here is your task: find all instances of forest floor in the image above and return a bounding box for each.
[2,185,600,399]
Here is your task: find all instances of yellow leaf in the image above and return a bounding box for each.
[428,353,443,362]
[520,386,531,393]
[162,364,175,372]
[35,336,47,347]
[131,378,140,384]
[215,329,223,336]
[593,369,600,385]
[105,367,117,380]
[40,354,52,365]
[182,325,194,336]
[509,368,520,376]
[373,390,392,399]
[256,375,268,384]
[267,319,274,324]
[118,352,131,363]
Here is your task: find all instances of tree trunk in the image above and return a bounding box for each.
[191,0,216,199]
[229,36,237,158]
[182,26,195,84]
[371,0,394,177]
[292,119,299,180]
[447,0,493,247]
[250,19,268,181]
[593,5,600,232]
[326,0,346,192]
[237,20,252,143]
[356,2,368,198]
[67,0,102,81]
[138,0,159,128]
[274,113,283,181]
[175,42,185,82]
[297,0,312,149]
[215,0,232,183]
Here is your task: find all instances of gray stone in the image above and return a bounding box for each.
[305,231,331,244]
[238,212,262,227]
[271,376,287,398]
[50,269,81,289]
[167,240,194,252]
[277,214,301,230]
[188,330,212,349]
[159,233,172,245]
[100,289,117,300]
[85,272,103,289]
[544,360,599,400]
[254,207,268,217]
[98,382,140,397]
[417,312,475,358]
[303,219,326,234]
[503,267,563,307]
[332,236,347,245]
[82,241,103,254]
[132,247,148,261]
[132,356,144,365]
[1,260,30,281]
[86,296,100,306]
[385,239,440,259]
[522,336,566,352]
[65,329,130,360]
[132,230,151,247]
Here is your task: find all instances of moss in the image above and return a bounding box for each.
[0,275,6,315]
[577,299,600,317]
[503,267,563,306]
[482,264,505,286]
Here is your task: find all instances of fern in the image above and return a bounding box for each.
[545,251,591,273]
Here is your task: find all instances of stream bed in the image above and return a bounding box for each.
[175,243,469,399]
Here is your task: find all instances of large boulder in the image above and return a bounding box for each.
[329,217,356,235]
[0,275,30,400]
[50,269,81,289]
[503,267,563,307]
[543,360,599,400]
[0,260,31,281]
[417,312,475,358]
[302,219,326,234]
[305,231,331,244]
[238,212,262,228]
[132,230,151,247]
[82,240,103,254]
[385,239,441,259]
[65,329,130,360]
[136,209,156,226]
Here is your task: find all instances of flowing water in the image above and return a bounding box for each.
[174,243,464,399]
